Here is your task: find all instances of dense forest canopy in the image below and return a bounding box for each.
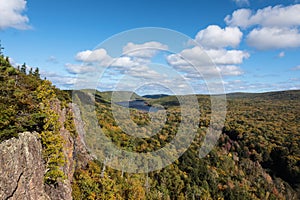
[1,54,300,199]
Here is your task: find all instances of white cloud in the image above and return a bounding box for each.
[75,48,112,64]
[123,41,168,58]
[195,25,243,49]
[72,42,169,78]
[232,0,249,6]
[70,43,167,90]
[167,46,248,67]
[182,25,248,78]
[0,0,30,30]
[225,4,300,28]
[278,51,285,58]
[291,65,300,71]
[72,41,246,94]
[205,49,249,65]
[166,46,247,77]
[247,27,300,50]
[167,47,212,72]
[217,65,243,76]
[125,65,164,80]
[225,9,253,28]
[226,4,300,50]
[111,56,139,68]
[75,41,168,67]
[65,63,97,74]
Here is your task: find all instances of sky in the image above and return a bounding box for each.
[0,0,300,95]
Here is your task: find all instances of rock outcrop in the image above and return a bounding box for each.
[0,102,91,200]
[44,102,91,200]
[43,102,74,200]
[0,132,50,200]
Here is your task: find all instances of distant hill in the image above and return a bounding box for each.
[226,90,300,100]
[70,90,300,104]
[97,91,142,102]
[143,94,169,99]
[68,90,143,103]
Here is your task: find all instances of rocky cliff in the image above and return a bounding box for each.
[0,102,91,200]
[0,132,50,200]
[44,102,91,200]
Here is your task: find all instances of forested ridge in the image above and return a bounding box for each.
[71,89,300,199]
[0,54,72,185]
[1,54,300,199]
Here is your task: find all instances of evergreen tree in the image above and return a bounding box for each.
[33,67,40,78]
[29,67,33,75]
[0,40,4,56]
[21,63,27,74]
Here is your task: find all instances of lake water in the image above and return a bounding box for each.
[115,100,162,112]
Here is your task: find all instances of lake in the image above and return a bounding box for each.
[115,100,162,112]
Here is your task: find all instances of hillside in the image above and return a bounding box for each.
[72,89,300,199]
[97,90,143,102]
[226,90,300,101]
[1,53,300,199]
[0,55,89,200]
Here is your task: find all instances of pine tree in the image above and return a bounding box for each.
[21,63,26,74]
[0,40,4,56]
[33,67,40,78]
[29,67,33,75]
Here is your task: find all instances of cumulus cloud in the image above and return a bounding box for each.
[195,25,243,49]
[73,41,170,76]
[217,65,243,76]
[167,46,248,68]
[225,9,253,28]
[225,4,300,50]
[0,0,30,30]
[205,49,250,65]
[166,46,247,77]
[75,48,112,64]
[111,56,139,68]
[225,4,300,28]
[168,46,250,66]
[167,47,212,71]
[75,41,168,67]
[247,27,300,50]
[183,25,248,78]
[65,63,97,74]
[122,41,168,64]
[123,41,168,58]
[125,65,164,80]
[69,41,168,79]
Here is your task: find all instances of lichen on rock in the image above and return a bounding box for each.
[0,132,50,200]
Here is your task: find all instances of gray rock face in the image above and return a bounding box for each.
[0,132,50,200]
[71,103,92,167]
[44,102,91,200]
[0,103,91,200]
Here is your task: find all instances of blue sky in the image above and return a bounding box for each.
[0,0,300,95]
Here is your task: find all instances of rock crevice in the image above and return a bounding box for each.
[0,132,50,200]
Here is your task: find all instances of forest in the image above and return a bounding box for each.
[0,54,299,199]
